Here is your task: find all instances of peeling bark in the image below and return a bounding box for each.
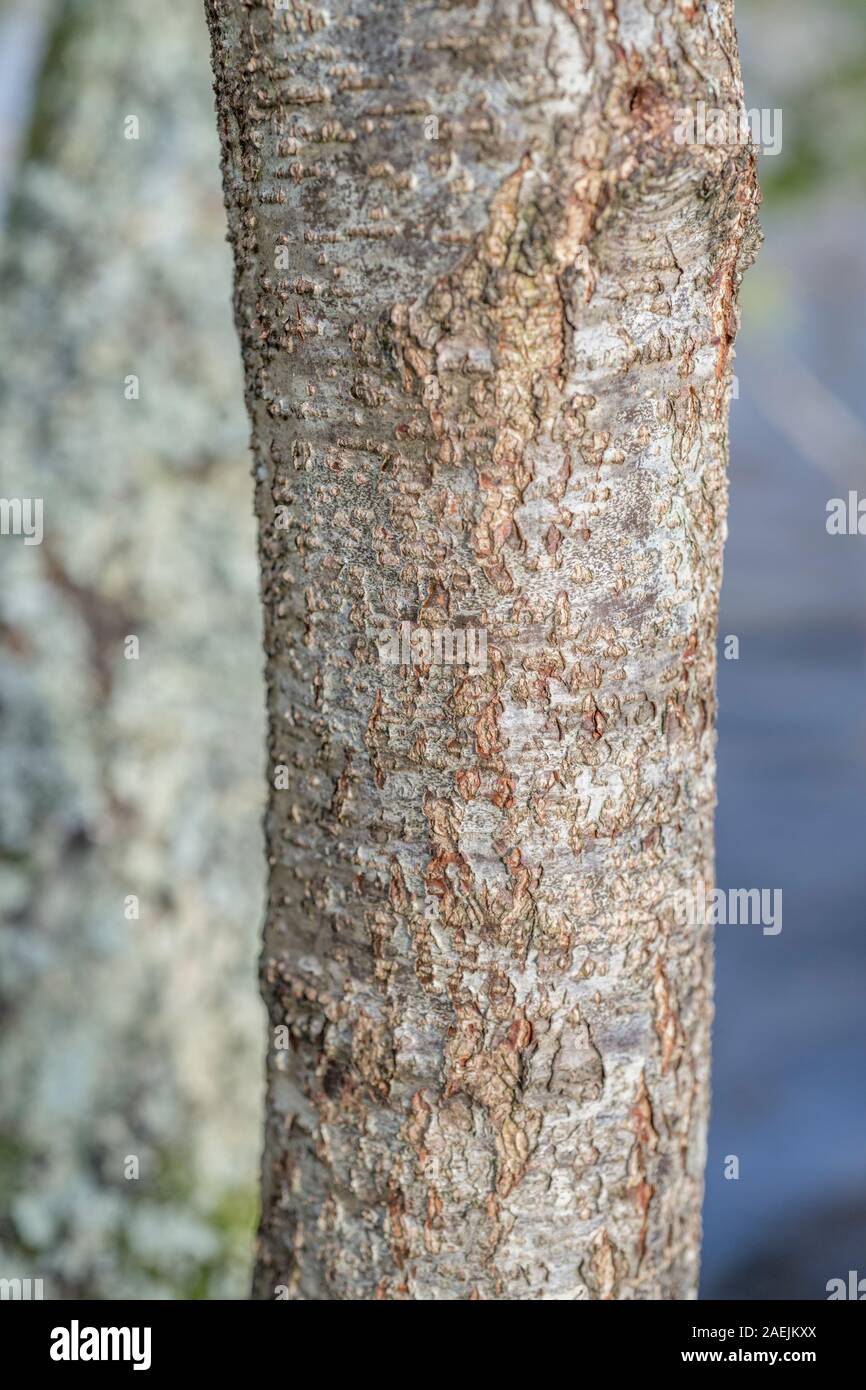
[205,0,760,1300]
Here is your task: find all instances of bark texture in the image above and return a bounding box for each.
[206,0,759,1300]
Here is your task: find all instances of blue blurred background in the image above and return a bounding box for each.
[702,0,866,1299]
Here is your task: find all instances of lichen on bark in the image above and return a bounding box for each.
[0,0,264,1298]
[206,0,760,1300]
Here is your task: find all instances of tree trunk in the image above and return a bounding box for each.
[206,0,759,1300]
[0,0,263,1298]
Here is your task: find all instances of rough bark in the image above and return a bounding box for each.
[206,0,759,1300]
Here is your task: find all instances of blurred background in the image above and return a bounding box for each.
[0,0,863,1300]
[0,0,264,1298]
[703,0,866,1300]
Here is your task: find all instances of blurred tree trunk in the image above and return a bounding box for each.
[0,0,263,1298]
[206,0,759,1300]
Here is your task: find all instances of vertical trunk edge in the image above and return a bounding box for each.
[205,0,760,1301]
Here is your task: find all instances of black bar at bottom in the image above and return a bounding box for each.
[0,1298,856,1375]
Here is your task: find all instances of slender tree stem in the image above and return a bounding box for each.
[206,0,760,1300]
